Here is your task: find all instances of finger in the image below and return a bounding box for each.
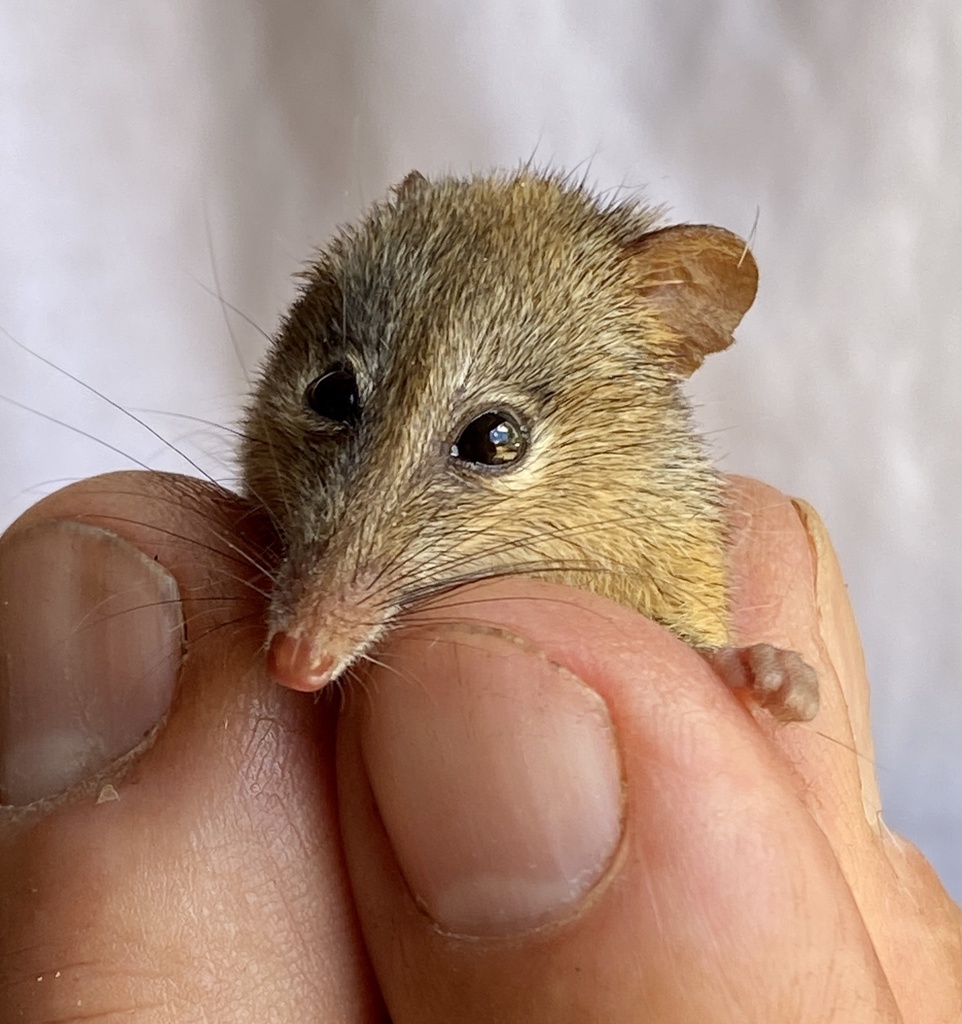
[338,577,901,1023]
[0,472,381,1023]
[725,475,881,831]
[725,475,962,1019]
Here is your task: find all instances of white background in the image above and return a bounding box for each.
[0,2,959,898]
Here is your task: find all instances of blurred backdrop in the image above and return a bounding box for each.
[1,2,959,896]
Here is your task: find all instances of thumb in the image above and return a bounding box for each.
[336,578,900,1023]
[0,472,381,1023]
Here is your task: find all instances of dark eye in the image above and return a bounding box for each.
[305,366,360,425]
[452,410,527,467]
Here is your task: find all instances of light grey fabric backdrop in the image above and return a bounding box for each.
[1,2,959,897]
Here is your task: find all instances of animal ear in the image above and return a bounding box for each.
[626,224,758,378]
[394,170,429,199]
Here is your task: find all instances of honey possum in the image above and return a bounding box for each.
[241,169,817,722]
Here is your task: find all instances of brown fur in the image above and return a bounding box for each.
[240,169,758,677]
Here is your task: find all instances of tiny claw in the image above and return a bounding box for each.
[268,632,335,692]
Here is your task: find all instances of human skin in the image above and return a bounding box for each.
[0,472,959,1022]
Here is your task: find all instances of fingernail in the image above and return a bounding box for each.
[791,499,883,826]
[360,624,624,936]
[0,519,184,805]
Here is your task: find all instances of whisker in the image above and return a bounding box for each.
[0,393,156,473]
[201,201,250,380]
[187,274,274,347]
[127,408,249,443]
[84,512,276,581]
[1,326,217,484]
[192,611,266,643]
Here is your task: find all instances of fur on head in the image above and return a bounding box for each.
[241,169,758,689]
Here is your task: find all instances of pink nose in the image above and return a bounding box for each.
[267,633,336,692]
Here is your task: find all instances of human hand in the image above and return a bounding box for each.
[1,472,959,1022]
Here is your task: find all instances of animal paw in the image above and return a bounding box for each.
[702,643,819,723]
